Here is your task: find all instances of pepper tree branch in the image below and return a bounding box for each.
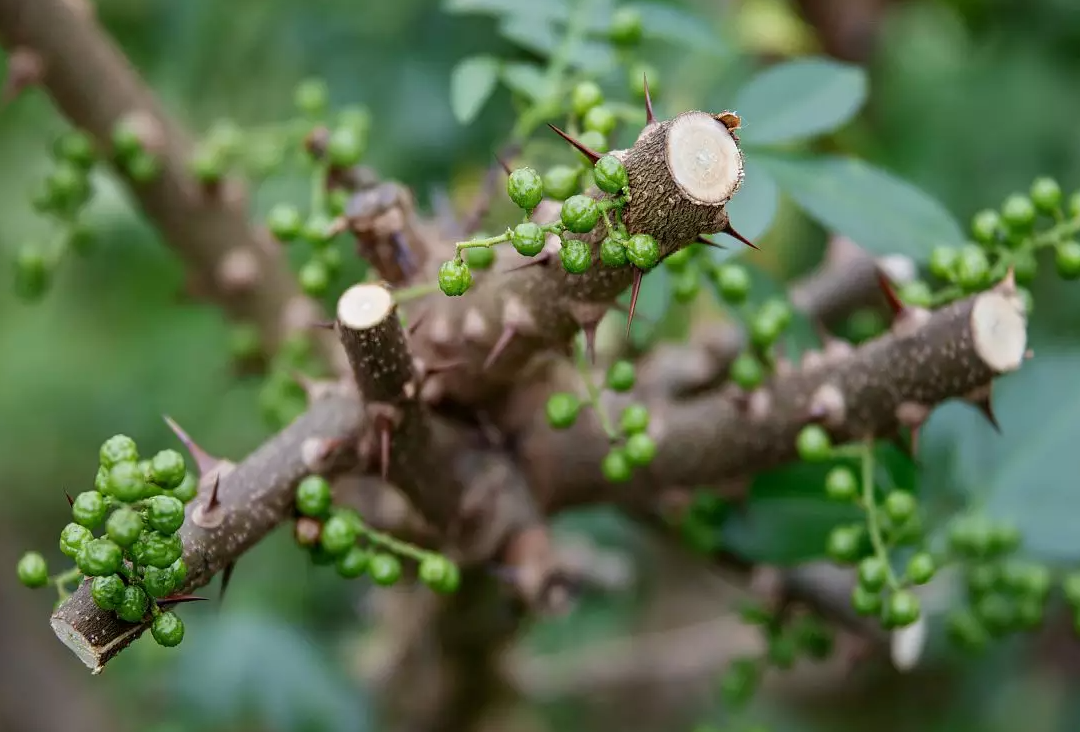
[0,0,342,368]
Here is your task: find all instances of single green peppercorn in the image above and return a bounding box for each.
[327,126,365,167]
[625,233,660,269]
[714,264,751,303]
[152,611,185,647]
[971,209,1002,245]
[320,515,357,556]
[1055,240,1080,279]
[906,552,936,585]
[609,6,644,45]
[507,167,544,210]
[511,222,546,257]
[116,584,149,623]
[620,404,650,435]
[900,281,933,308]
[54,130,97,170]
[16,551,48,588]
[336,546,370,579]
[125,150,162,183]
[100,434,139,468]
[131,530,183,569]
[109,461,149,502]
[1063,573,1080,608]
[543,165,580,201]
[72,491,108,528]
[600,236,629,267]
[826,525,863,563]
[107,507,144,547]
[147,495,186,535]
[1011,249,1038,284]
[929,246,958,281]
[111,119,144,159]
[60,522,93,558]
[560,195,601,233]
[824,466,858,501]
[989,521,1022,555]
[673,268,700,303]
[369,553,402,586]
[560,238,591,274]
[438,259,473,296]
[796,425,832,462]
[583,105,617,136]
[299,259,331,297]
[606,360,636,392]
[851,584,882,616]
[143,564,177,598]
[593,155,628,194]
[77,538,123,577]
[189,145,225,184]
[729,352,763,390]
[974,592,1015,635]
[884,491,917,525]
[749,311,782,349]
[296,475,332,518]
[464,245,496,270]
[1001,193,1036,231]
[1030,176,1061,214]
[545,393,581,430]
[965,562,999,597]
[571,81,604,117]
[268,204,304,242]
[602,448,633,483]
[13,243,50,301]
[418,555,455,591]
[857,557,889,592]
[173,472,198,503]
[149,450,186,489]
[294,78,329,116]
[947,608,990,651]
[885,590,921,628]
[171,557,188,587]
[955,244,990,292]
[624,432,657,467]
[91,574,126,610]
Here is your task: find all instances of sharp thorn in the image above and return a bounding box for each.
[311,320,336,330]
[643,73,656,126]
[378,421,391,482]
[971,389,1002,434]
[547,123,601,165]
[696,235,725,250]
[157,594,210,607]
[424,358,467,376]
[875,270,906,318]
[483,325,517,371]
[206,473,222,511]
[495,153,512,175]
[625,268,645,339]
[720,222,758,250]
[163,415,221,478]
[219,561,236,605]
[65,491,74,507]
[582,323,598,365]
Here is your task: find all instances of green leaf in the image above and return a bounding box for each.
[443,0,567,22]
[500,62,552,102]
[627,2,727,56]
[755,152,965,260]
[734,57,868,145]
[449,56,502,125]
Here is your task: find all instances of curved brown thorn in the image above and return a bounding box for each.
[157,594,210,607]
[643,73,656,126]
[219,561,236,605]
[484,325,517,371]
[65,491,74,507]
[720,222,758,250]
[696,235,725,250]
[875,270,906,318]
[206,473,222,511]
[547,123,601,164]
[625,268,645,339]
[971,387,1002,434]
[163,415,221,478]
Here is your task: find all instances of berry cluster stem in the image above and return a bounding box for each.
[860,438,901,592]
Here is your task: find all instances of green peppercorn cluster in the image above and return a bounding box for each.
[291,474,460,593]
[16,434,197,648]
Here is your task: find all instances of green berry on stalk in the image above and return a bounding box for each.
[147,495,185,535]
[60,522,92,558]
[143,564,177,598]
[369,553,402,586]
[47,162,90,208]
[173,472,198,503]
[609,6,643,45]
[16,551,48,588]
[885,590,921,628]
[511,222,546,257]
[663,246,693,272]
[965,562,999,597]
[543,165,580,201]
[1055,240,1080,280]
[955,244,990,292]
[851,584,882,616]
[151,612,185,647]
[714,264,751,303]
[559,238,591,274]
[149,449,186,489]
[624,432,657,467]
[947,608,989,651]
[600,236,628,267]
[826,525,862,563]
[628,63,658,99]
[1030,176,1061,213]
[545,393,580,430]
[975,592,1016,635]
[13,243,50,301]
[884,491,917,525]
[294,78,329,116]
[267,204,303,242]
[107,507,144,547]
[1012,249,1038,284]
[602,448,633,483]
[749,311,782,349]
[619,404,650,435]
[971,209,1002,245]
[796,425,831,462]
[327,125,365,167]
[293,479,330,518]
[929,246,957,281]
[111,119,143,159]
[857,557,889,592]
[761,297,793,329]
[507,167,544,211]
[419,555,460,593]
[593,155,628,194]
[1019,563,1050,600]
[109,461,149,502]
[116,584,149,623]
[1001,193,1036,231]
[900,281,933,308]
[560,195,600,233]
[906,552,936,585]
[464,245,495,270]
[989,521,1021,555]
[125,150,162,183]
[170,557,188,587]
[625,233,660,269]
[131,530,183,569]
[320,515,357,556]
[302,214,335,247]
[336,546,370,579]
[571,81,604,116]
[77,538,123,577]
[189,146,225,184]
[438,259,472,296]
[583,105,617,136]
[91,574,126,610]
[100,434,138,468]
[673,268,700,303]
[606,360,636,392]
[72,490,108,528]
[578,130,608,154]
[824,466,858,501]
[729,352,763,390]
[54,130,96,169]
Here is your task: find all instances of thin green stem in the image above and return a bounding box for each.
[455,228,512,257]
[357,524,429,563]
[575,336,618,440]
[392,281,442,303]
[861,438,901,591]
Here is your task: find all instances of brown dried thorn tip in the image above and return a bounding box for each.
[163,415,221,478]
[876,270,906,318]
[720,222,758,250]
[696,235,725,250]
[625,268,645,339]
[643,73,656,126]
[484,325,517,371]
[206,473,222,511]
[65,492,74,507]
[157,594,210,607]
[547,123,601,165]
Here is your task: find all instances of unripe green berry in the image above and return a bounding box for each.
[857,557,889,592]
[302,214,335,247]
[1012,248,1038,284]
[929,246,957,281]
[601,448,633,483]
[714,264,751,303]
[170,557,188,587]
[628,63,658,99]
[1063,572,1080,608]
[663,246,694,273]
[327,125,365,167]
[583,105,617,136]
[100,434,139,468]
[91,574,126,610]
[336,546,370,579]
[511,222,546,257]
[72,490,108,528]
[545,392,580,430]
[131,530,183,569]
[543,165,580,201]
[955,244,990,292]
[593,155,628,194]
[369,553,402,586]
[111,119,144,159]
[1030,176,1061,214]
[971,209,1002,245]
[947,608,990,651]
[749,311,782,349]
[464,245,496,270]
[883,491,917,525]
[149,449,186,489]
[419,555,460,593]
[320,514,357,556]
[189,146,225,184]
[906,552,936,585]
[438,259,472,296]
[729,352,763,390]
[578,130,608,154]
[1001,193,1035,231]
[106,507,144,547]
[13,243,50,301]
[125,150,162,183]
[989,521,1021,555]
[899,280,933,308]
[54,130,97,170]
[60,522,93,558]
[1070,191,1080,218]
[826,525,862,563]
[672,268,700,303]
[609,6,644,45]
[268,204,304,242]
[824,466,858,501]
[796,425,831,462]
[619,404,650,435]
[965,562,999,596]
[625,233,660,269]
[851,584,882,616]
[571,81,604,117]
[77,538,123,577]
[975,592,1016,635]
[559,238,591,274]
[173,472,198,503]
[560,195,601,233]
[600,236,628,267]
[143,564,177,598]
[117,585,149,623]
[147,495,185,535]
[885,590,921,628]
[507,167,544,211]
[1055,240,1080,280]
[16,551,48,588]
[624,432,657,467]
[606,360,636,392]
[295,78,329,116]
[109,460,149,503]
[760,297,793,329]
[152,611,185,647]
